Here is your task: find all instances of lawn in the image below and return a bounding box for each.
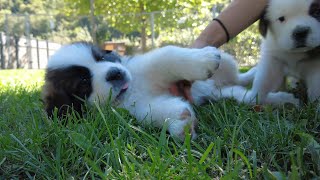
[0,69,319,179]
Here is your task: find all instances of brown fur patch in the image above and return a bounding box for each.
[309,0,320,22]
[259,10,269,37]
[42,66,92,118]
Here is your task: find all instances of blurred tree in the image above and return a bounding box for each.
[0,0,93,42]
[0,0,260,65]
[0,0,61,38]
[64,0,230,52]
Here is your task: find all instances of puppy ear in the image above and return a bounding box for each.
[42,81,84,119]
[42,81,71,118]
[259,10,269,37]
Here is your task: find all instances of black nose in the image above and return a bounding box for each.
[106,67,125,82]
[292,26,310,41]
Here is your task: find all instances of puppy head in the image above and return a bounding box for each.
[42,42,131,118]
[259,0,320,52]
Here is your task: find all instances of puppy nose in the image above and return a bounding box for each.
[292,26,310,41]
[106,67,125,82]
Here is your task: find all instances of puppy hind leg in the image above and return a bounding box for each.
[191,80,256,105]
[218,85,256,104]
[191,79,218,105]
[129,96,198,140]
[217,86,299,106]
[238,66,257,86]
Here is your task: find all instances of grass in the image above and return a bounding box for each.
[0,69,319,179]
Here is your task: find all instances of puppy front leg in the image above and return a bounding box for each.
[125,95,197,140]
[142,46,221,84]
[251,58,286,104]
[306,72,320,102]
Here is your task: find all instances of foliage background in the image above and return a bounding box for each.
[0,0,260,66]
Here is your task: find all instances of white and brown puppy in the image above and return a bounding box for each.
[248,0,320,105]
[42,42,254,140]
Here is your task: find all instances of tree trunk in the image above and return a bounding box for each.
[14,36,19,68]
[139,2,147,52]
[90,0,97,45]
[141,19,147,52]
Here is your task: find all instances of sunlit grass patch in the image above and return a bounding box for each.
[0,70,44,92]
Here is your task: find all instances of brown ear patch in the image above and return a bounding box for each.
[42,81,73,118]
[259,10,269,37]
[42,66,93,119]
[309,1,320,22]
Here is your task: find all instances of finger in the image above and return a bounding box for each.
[169,84,180,96]
[184,87,193,103]
[181,80,192,88]
[177,82,186,96]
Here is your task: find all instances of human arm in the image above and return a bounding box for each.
[191,0,268,48]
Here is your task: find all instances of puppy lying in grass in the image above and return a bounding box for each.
[42,42,256,140]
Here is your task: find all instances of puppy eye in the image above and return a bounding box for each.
[278,16,285,22]
[81,77,89,83]
[310,3,320,17]
[312,9,320,17]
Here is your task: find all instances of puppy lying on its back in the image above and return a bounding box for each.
[42,43,254,140]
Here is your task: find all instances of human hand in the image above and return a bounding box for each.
[169,80,193,102]
[190,38,210,49]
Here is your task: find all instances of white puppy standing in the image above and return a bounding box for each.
[249,0,320,105]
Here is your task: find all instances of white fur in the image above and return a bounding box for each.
[247,0,320,105]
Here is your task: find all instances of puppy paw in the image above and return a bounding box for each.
[190,46,221,80]
[199,46,221,75]
[268,92,300,107]
[167,108,198,141]
[283,94,300,107]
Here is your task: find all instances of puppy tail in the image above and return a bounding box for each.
[238,66,256,86]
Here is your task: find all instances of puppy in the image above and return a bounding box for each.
[42,42,254,140]
[247,0,320,105]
